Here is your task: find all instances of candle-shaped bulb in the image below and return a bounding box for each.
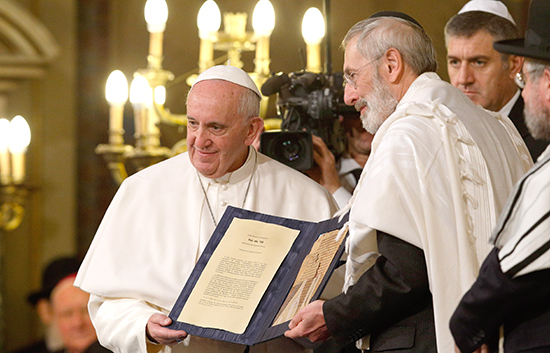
[8,115,31,154]
[154,86,166,105]
[130,76,153,106]
[106,70,129,106]
[252,0,275,37]
[9,115,30,184]
[302,7,325,45]
[197,0,221,39]
[145,0,168,33]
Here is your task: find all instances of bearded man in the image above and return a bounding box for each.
[451,0,550,351]
[285,11,532,352]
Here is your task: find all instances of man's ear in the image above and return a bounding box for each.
[542,68,550,106]
[382,48,404,83]
[36,298,54,325]
[244,116,265,146]
[508,55,524,78]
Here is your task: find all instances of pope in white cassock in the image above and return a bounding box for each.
[74,65,339,353]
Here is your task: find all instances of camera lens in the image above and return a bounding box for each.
[260,131,313,170]
[279,137,302,161]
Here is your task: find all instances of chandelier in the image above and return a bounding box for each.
[98,0,327,185]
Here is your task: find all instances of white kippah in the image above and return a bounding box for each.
[458,0,516,25]
[192,65,262,98]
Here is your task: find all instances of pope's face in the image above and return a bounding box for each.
[447,30,518,112]
[187,80,259,179]
[50,278,97,353]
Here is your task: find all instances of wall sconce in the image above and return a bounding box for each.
[97,0,276,185]
[0,115,31,231]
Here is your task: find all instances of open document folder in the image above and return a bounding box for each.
[167,206,349,346]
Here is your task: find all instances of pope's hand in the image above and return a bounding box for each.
[146,313,187,345]
[284,300,331,342]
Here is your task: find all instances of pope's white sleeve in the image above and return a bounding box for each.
[88,294,170,353]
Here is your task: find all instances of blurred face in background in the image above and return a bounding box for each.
[49,277,97,353]
[343,117,374,158]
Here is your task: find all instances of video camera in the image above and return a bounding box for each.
[259,71,358,171]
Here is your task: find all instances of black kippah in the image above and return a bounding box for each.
[368,11,423,29]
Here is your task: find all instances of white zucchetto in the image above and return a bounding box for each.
[192,65,262,98]
[458,0,516,25]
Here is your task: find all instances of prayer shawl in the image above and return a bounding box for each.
[75,147,338,353]
[492,146,550,278]
[340,73,531,352]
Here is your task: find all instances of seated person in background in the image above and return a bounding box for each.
[306,114,373,209]
[14,257,110,353]
[451,0,550,351]
[445,0,549,160]
[75,65,338,353]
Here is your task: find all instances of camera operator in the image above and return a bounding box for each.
[305,115,373,209]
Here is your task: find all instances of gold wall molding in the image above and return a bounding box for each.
[0,0,59,82]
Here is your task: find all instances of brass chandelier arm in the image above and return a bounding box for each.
[0,185,29,231]
[152,102,187,126]
[95,144,133,185]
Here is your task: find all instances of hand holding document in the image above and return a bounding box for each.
[168,206,349,346]
[177,218,300,334]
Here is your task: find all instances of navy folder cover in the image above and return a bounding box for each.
[167,206,348,347]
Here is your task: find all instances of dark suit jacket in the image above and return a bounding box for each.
[450,248,550,353]
[323,232,436,352]
[508,95,549,161]
[12,340,49,353]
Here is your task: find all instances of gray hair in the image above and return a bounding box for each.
[524,59,550,83]
[187,81,261,122]
[235,87,261,120]
[445,11,520,66]
[342,16,438,75]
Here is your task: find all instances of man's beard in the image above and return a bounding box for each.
[524,94,550,141]
[355,70,398,134]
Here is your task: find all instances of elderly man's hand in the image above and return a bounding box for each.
[284,300,331,342]
[304,135,341,193]
[146,313,187,345]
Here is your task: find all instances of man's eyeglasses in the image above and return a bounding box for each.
[343,55,382,89]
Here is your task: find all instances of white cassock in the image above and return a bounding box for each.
[75,147,338,353]
[342,73,532,352]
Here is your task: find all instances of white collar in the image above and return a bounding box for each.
[498,89,521,117]
[339,156,363,175]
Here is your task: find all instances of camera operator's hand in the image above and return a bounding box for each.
[304,135,341,194]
